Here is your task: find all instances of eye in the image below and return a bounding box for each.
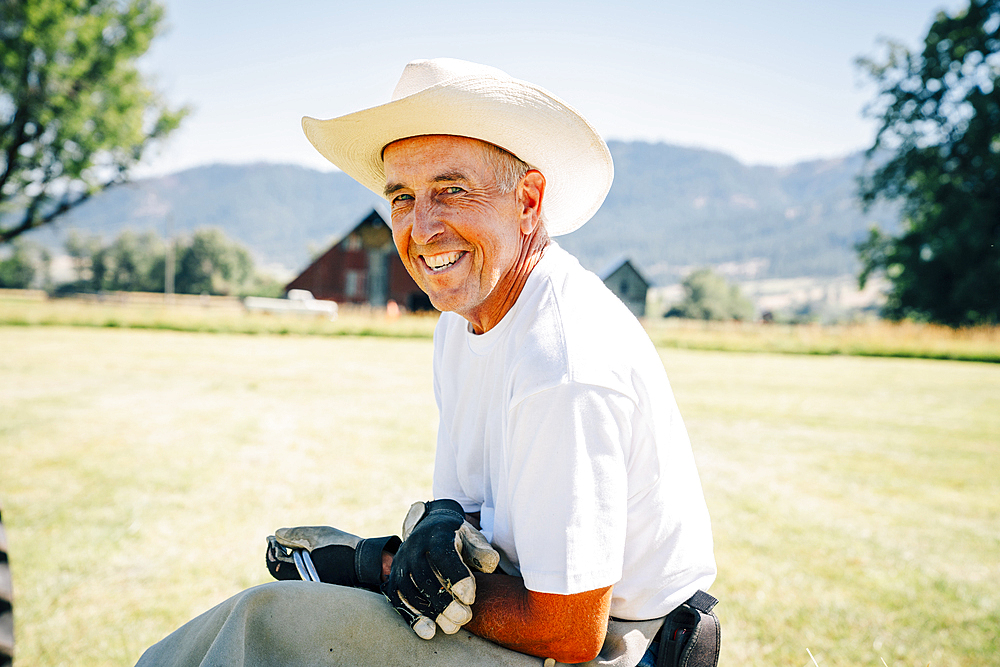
[443,186,465,195]
[391,193,414,206]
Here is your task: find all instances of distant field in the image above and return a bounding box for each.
[1,326,998,666]
[642,318,1000,363]
[2,291,998,362]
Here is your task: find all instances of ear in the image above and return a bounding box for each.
[517,170,546,235]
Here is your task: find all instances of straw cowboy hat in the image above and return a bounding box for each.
[301,58,614,236]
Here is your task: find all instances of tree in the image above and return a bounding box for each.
[666,268,755,321]
[65,229,102,283]
[104,229,164,291]
[0,238,47,288]
[175,228,254,296]
[61,227,271,296]
[0,0,186,243]
[856,0,1000,326]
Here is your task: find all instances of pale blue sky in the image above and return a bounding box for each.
[136,0,966,176]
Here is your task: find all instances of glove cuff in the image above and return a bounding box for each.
[355,535,401,590]
[423,498,465,520]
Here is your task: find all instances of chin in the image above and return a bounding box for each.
[428,298,465,315]
[427,292,478,318]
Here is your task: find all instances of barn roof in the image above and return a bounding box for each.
[597,256,649,287]
[325,205,390,247]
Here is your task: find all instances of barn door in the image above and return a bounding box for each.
[366,247,390,308]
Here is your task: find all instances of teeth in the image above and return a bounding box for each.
[424,251,462,270]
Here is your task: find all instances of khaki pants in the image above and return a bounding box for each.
[135,581,661,667]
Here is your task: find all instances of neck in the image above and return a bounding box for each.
[468,227,550,334]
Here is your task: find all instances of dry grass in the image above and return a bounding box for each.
[0,291,440,339]
[2,291,998,362]
[1,326,998,666]
[643,318,1000,363]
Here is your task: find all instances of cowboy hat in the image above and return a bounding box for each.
[301,58,613,236]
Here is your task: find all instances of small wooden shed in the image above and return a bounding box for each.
[599,258,650,317]
[285,208,431,311]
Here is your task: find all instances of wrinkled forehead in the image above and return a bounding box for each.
[381,135,493,196]
[382,134,497,164]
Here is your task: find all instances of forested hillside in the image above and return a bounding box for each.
[28,141,899,283]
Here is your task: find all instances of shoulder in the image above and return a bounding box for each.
[508,246,662,399]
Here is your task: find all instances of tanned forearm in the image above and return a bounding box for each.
[465,571,612,664]
[379,514,611,663]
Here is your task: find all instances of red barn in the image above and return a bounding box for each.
[285,208,432,311]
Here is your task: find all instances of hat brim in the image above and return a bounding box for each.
[302,75,613,236]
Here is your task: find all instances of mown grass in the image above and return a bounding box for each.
[2,291,999,362]
[2,326,997,666]
[663,351,1000,665]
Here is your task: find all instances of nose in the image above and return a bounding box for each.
[409,196,445,245]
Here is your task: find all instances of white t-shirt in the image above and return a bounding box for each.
[432,244,716,621]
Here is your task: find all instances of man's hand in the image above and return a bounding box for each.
[381,499,499,639]
[266,525,400,591]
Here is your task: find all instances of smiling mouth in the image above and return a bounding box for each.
[422,251,465,271]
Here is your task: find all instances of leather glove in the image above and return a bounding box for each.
[381,499,499,639]
[266,525,400,592]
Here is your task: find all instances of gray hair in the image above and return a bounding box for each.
[479,141,532,193]
[479,142,546,226]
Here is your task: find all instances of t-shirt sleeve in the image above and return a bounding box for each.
[503,381,634,596]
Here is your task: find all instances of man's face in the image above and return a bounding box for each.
[383,135,527,328]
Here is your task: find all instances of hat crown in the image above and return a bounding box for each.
[304,57,613,236]
[391,58,512,101]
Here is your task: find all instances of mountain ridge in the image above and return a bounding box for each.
[29,140,898,285]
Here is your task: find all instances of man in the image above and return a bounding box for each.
[135,58,716,667]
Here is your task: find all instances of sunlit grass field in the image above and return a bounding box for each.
[1,325,998,666]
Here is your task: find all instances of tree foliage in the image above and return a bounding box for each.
[666,268,755,321]
[0,237,48,288]
[64,227,281,297]
[0,0,186,243]
[174,228,254,296]
[857,0,1000,325]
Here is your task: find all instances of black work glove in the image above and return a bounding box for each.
[381,499,499,639]
[266,525,400,591]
